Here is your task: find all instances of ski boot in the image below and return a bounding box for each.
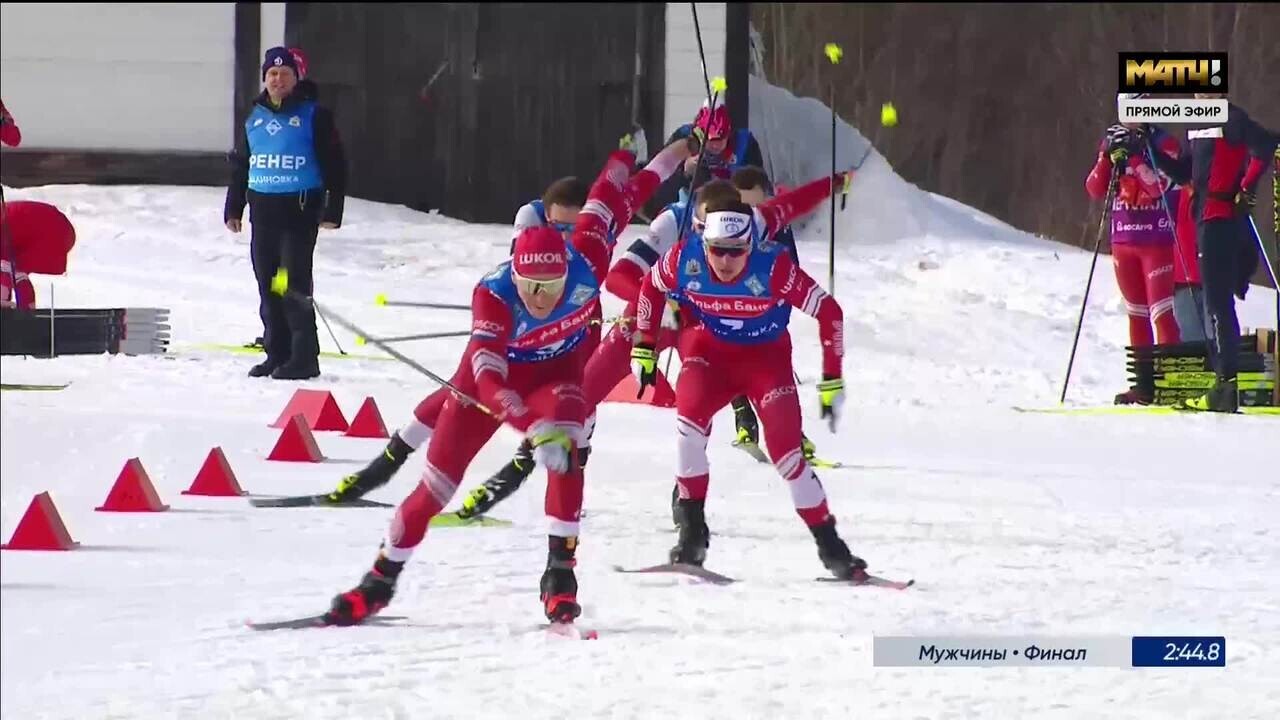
[801,434,818,462]
[328,433,415,503]
[670,498,710,566]
[670,484,680,528]
[732,396,759,446]
[456,440,537,519]
[325,553,404,626]
[810,517,868,581]
[1181,377,1239,413]
[540,536,581,623]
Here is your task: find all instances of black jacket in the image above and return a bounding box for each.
[1148,104,1277,224]
[224,88,347,227]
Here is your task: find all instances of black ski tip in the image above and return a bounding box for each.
[816,575,915,590]
[246,613,409,631]
[248,494,395,509]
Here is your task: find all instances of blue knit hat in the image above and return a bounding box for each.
[262,47,299,80]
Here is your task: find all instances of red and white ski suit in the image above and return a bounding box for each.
[382,144,686,558]
[634,208,846,528]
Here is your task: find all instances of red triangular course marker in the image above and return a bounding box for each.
[183,447,247,496]
[268,414,326,462]
[270,389,349,431]
[604,372,676,408]
[96,458,170,512]
[344,397,390,438]
[2,492,79,550]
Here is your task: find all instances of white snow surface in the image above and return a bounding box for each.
[3,81,1279,719]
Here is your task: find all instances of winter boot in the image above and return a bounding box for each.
[669,498,710,566]
[1181,377,1239,413]
[325,553,404,626]
[248,357,284,378]
[271,329,321,380]
[809,517,868,581]
[271,357,320,380]
[328,433,415,502]
[457,440,536,519]
[540,536,580,623]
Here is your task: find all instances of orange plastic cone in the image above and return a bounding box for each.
[96,458,170,512]
[2,492,79,550]
[270,389,349,431]
[344,397,389,438]
[268,414,326,462]
[183,447,247,496]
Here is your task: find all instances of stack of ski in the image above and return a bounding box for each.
[1122,332,1277,407]
[0,307,170,357]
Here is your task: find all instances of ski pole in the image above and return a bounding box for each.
[825,43,843,296]
[271,270,497,418]
[1143,138,1206,345]
[374,294,470,311]
[1061,161,1123,404]
[314,301,347,355]
[1244,213,1279,335]
[355,329,472,345]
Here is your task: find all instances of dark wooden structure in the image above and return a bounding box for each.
[285,3,667,223]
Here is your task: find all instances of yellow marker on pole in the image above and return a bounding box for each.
[881,102,899,127]
[270,269,289,297]
[355,335,367,346]
[710,76,727,93]
[374,293,388,306]
[824,43,843,65]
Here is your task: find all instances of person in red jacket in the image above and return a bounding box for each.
[1143,95,1279,412]
[0,100,21,148]
[1171,184,1205,343]
[629,196,864,579]
[1086,119,1181,402]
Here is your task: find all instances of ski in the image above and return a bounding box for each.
[613,563,737,585]
[1,382,71,391]
[731,440,769,463]
[816,574,915,590]
[809,456,847,469]
[731,441,847,469]
[430,512,514,528]
[246,614,408,631]
[249,494,395,509]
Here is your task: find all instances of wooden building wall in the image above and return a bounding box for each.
[286,3,667,223]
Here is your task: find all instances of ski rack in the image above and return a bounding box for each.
[0,306,170,357]
[1121,330,1278,407]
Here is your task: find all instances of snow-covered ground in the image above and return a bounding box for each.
[3,81,1278,719]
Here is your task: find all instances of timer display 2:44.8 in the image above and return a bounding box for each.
[1131,636,1226,667]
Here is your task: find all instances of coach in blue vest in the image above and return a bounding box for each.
[224,47,346,380]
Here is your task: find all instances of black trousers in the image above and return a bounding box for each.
[1197,215,1257,381]
[249,189,322,364]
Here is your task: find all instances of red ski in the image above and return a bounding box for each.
[612,563,737,585]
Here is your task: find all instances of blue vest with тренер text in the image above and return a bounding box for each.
[246,101,323,193]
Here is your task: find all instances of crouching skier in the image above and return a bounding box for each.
[630,195,869,580]
[321,177,590,506]
[325,226,596,626]
[447,133,703,518]
[324,139,699,626]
